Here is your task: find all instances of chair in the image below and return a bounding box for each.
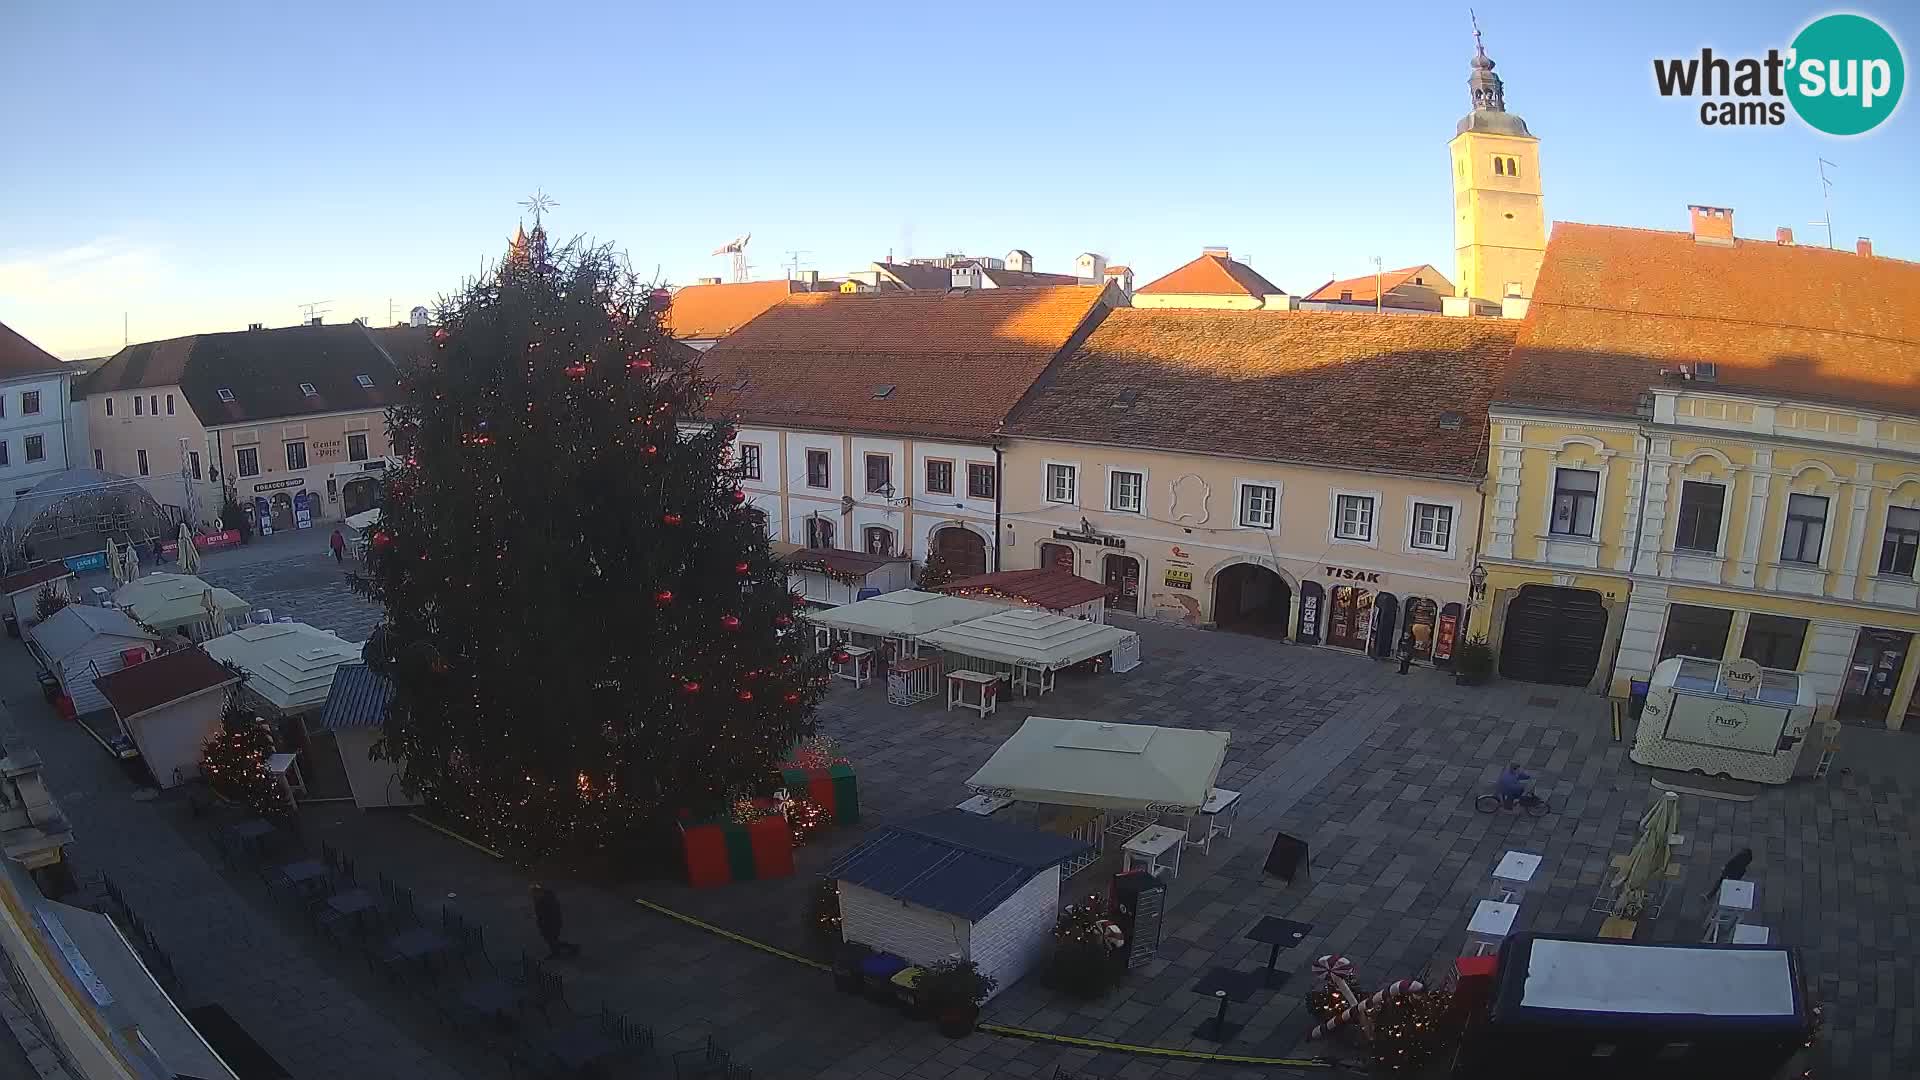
[674,1036,730,1079]
[511,954,566,1022]
[599,1005,654,1053]
[386,885,418,927]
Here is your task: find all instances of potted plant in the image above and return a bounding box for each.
[920,956,995,1037]
[1454,635,1494,686]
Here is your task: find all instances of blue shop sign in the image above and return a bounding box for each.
[64,551,107,574]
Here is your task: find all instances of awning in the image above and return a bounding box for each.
[918,607,1136,671]
[966,716,1230,812]
[808,590,1004,640]
[936,568,1112,611]
[343,509,383,532]
[779,546,910,581]
[112,573,250,633]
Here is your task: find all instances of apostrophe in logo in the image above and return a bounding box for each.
[1653,13,1904,135]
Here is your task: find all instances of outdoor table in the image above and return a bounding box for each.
[326,888,379,929]
[460,979,524,1025]
[946,669,999,717]
[832,645,875,689]
[1244,916,1312,988]
[1190,968,1258,1041]
[955,794,1014,816]
[1122,824,1185,880]
[1704,879,1757,943]
[1465,899,1519,956]
[226,818,277,860]
[1490,850,1543,902]
[1188,787,1241,853]
[279,859,329,896]
[1731,923,1771,944]
[382,926,454,974]
[886,656,940,707]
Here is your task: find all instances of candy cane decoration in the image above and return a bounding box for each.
[1310,978,1427,1040]
[1365,979,1424,1009]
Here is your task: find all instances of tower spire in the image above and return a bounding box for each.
[1467,10,1506,113]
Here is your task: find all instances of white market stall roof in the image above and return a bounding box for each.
[808,590,1005,640]
[112,573,250,632]
[967,716,1230,812]
[344,509,383,532]
[29,605,153,664]
[919,607,1135,671]
[203,622,363,713]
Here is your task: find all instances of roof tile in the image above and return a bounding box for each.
[665,280,797,341]
[0,321,69,378]
[95,647,238,721]
[1136,253,1284,298]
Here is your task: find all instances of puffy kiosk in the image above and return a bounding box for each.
[1631,657,1817,784]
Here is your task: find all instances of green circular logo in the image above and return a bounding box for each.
[1788,14,1905,136]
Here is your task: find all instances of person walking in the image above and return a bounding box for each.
[1703,847,1754,902]
[1396,633,1415,675]
[530,883,580,960]
[329,528,346,564]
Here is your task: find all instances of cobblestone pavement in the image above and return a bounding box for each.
[194,529,383,643]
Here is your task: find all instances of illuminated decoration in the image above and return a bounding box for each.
[1305,953,1454,1071]
[783,733,849,770]
[433,327,449,344]
[720,614,741,631]
[785,796,828,846]
[662,512,683,526]
[811,877,842,939]
[773,615,793,629]
[564,361,589,380]
[654,590,674,606]
[737,689,753,702]
[735,562,751,576]
[200,673,291,821]
[371,530,393,549]
[627,356,652,374]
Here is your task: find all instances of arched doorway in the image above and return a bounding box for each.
[1326,586,1373,651]
[1403,597,1439,661]
[1500,585,1607,685]
[1212,563,1292,638]
[1102,553,1141,614]
[1372,592,1399,658]
[1434,602,1465,667]
[933,526,987,577]
[251,496,271,534]
[1039,542,1075,572]
[269,492,294,532]
[342,477,380,517]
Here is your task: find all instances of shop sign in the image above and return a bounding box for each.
[64,551,107,574]
[1324,565,1382,584]
[1434,613,1459,661]
[1164,568,1193,590]
[314,439,345,460]
[1722,658,1764,699]
[1299,592,1320,640]
[253,477,305,493]
[1170,545,1192,560]
[1053,526,1125,549]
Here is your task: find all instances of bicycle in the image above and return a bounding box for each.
[1475,789,1551,817]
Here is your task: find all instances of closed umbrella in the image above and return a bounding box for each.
[125,541,142,581]
[201,587,221,639]
[177,523,201,574]
[107,539,125,585]
[1613,789,1681,918]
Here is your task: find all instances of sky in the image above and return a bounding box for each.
[4,0,1917,360]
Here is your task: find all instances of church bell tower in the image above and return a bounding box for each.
[1448,19,1545,306]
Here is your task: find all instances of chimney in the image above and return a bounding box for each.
[1202,246,1232,259]
[1688,205,1735,246]
[1857,238,1874,258]
[307,315,323,326]
[696,276,723,286]
[795,270,819,287]
[248,322,264,331]
[1776,227,1794,245]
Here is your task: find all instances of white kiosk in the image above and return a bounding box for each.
[1631,657,1816,784]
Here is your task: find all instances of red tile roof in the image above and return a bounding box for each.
[1135,253,1284,298]
[936,569,1111,610]
[0,564,75,596]
[1501,223,1920,418]
[0,321,71,377]
[779,547,909,577]
[95,647,239,720]
[665,280,797,341]
[1006,308,1517,479]
[703,286,1110,441]
[1305,264,1452,303]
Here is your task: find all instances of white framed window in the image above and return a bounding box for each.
[1780,493,1828,565]
[23,436,43,463]
[347,433,369,462]
[805,449,832,489]
[738,443,762,480]
[1333,491,1376,543]
[1238,482,1277,529]
[1107,469,1144,514]
[1410,501,1454,552]
[1045,462,1077,505]
[1550,468,1601,538]
[236,447,259,478]
[21,391,40,416]
[864,453,893,495]
[285,440,308,470]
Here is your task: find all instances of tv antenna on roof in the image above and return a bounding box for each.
[1809,159,1838,249]
[298,300,332,325]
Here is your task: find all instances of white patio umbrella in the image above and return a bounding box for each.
[106,539,125,585]
[125,541,142,581]
[200,587,221,639]
[1612,789,1681,918]
[176,523,201,574]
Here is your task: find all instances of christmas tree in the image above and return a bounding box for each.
[352,221,829,859]
[201,672,290,820]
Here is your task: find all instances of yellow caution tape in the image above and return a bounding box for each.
[406,813,505,860]
[633,897,1335,1069]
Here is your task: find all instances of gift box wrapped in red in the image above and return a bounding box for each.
[679,814,794,887]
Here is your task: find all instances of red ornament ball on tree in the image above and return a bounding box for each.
[720,614,741,631]
[564,361,588,380]
[642,444,659,458]
[627,355,652,374]
[831,650,852,665]
[432,327,449,344]
[648,287,672,311]
[682,680,701,694]
[773,615,792,629]
[737,689,753,703]
[371,530,393,549]
[730,489,747,505]
[783,691,801,705]
[735,561,751,576]
[653,589,673,606]
[662,512,683,526]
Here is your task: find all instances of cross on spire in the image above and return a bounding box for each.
[520,188,558,227]
[1466,10,1506,112]
[1471,8,1485,58]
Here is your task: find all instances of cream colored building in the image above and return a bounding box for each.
[1001,307,1517,661]
[1447,31,1547,311]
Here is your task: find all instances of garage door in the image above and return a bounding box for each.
[1500,585,1607,686]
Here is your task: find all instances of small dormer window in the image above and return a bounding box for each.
[355,374,375,388]
[872,384,895,400]
[300,383,318,397]
[217,388,235,403]
[1339,290,1353,301]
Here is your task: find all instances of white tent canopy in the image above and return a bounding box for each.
[203,622,363,714]
[344,509,383,533]
[113,573,249,635]
[920,607,1137,672]
[967,716,1230,813]
[808,590,1005,641]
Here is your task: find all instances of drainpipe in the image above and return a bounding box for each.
[1602,427,1656,694]
[992,440,1005,571]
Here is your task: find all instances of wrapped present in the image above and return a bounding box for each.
[680,815,795,886]
[780,765,860,826]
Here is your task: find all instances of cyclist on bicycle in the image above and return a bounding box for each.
[1496,763,1532,808]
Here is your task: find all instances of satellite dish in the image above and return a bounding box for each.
[408,306,429,328]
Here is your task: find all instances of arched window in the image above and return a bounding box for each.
[805,516,835,549]
[1504,157,1520,178]
[864,526,894,557]
[1493,156,1505,176]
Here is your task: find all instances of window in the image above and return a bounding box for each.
[0,442,8,466]
[738,443,761,480]
[165,393,174,415]
[1780,493,1828,564]
[92,449,102,470]
[1879,507,1920,577]
[1494,155,1506,176]
[217,388,235,403]
[23,436,42,463]
[134,395,144,416]
[355,374,375,389]
[236,447,260,478]
[805,449,831,489]
[105,398,113,417]
[136,449,149,476]
[189,451,201,480]
[1046,463,1077,504]
[1335,493,1375,541]
[1550,468,1600,538]
[20,391,39,416]
[299,383,318,397]
[1411,502,1453,551]
[1743,614,1810,670]
[925,459,953,495]
[967,463,996,500]
[805,516,835,548]
[1674,480,1726,553]
[1659,604,1734,662]
[864,527,894,556]
[864,453,892,495]
[1239,483,1277,529]
[1108,470,1144,514]
[347,433,369,462]
[149,394,158,415]
[0,396,6,417]
[285,440,308,470]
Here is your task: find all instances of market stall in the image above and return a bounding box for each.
[344,508,383,560]
[965,716,1230,878]
[0,563,75,634]
[918,607,1141,697]
[318,660,419,809]
[27,605,159,716]
[94,647,241,789]
[1631,657,1817,784]
[808,589,1003,659]
[204,622,365,799]
[776,544,913,608]
[112,573,250,642]
[936,568,1112,624]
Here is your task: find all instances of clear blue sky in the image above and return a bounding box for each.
[4,0,1916,358]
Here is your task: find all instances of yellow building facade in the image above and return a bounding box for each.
[1448,33,1546,305]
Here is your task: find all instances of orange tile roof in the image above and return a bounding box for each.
[703,286,1110,442]
[936,569,1112,610]
[1501,223,1920,418]
[1305,264,1450,303]
[0,320,68,377]
[665,280,795,341]
[1006,308,1517,479]
[1135,253,1283,298]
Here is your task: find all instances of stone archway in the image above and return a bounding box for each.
[930,524,988,577]
[1212,563,1293,638]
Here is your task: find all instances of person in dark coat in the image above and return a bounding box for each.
[329,528,347,564]
[530,883,579,959]
[1704,848,1755,902]
[1396,633,1415,675]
